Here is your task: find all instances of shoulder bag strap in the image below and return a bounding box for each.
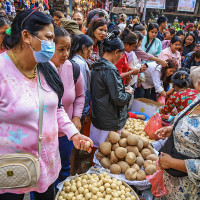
[145,38,155,53]
[37,67,44,157]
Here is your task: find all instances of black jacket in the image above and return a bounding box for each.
[91,57,131,131]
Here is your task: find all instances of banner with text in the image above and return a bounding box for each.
[177,0,196,12]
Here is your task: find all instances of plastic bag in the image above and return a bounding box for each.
[144,113,162,140]
[146,161,167,198]
[157,95,165,105]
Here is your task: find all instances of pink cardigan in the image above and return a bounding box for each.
[58,60,85,137]
[0,52,79,194]
[158,47,181,68]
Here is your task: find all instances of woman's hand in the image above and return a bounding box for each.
[159,59,168,67]
[71,133,93,153]
[130,68,140,75]
[155,126,173,140]
[72,116,82,131]
[159,153,173,170]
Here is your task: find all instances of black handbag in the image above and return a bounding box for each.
[159,98,200,177]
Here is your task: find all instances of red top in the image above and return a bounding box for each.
[115,53,129,84]
[160,88,199,115]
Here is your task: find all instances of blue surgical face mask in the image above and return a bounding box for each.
[29,36,55,63]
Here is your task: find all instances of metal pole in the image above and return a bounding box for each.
[136,0,139,14]
[142,0,147,22]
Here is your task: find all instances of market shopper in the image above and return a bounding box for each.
[190,66,200,92]
[53,11,64,27]
[159,36,182,68]
[0,15,10,53]
[132,23,146,36]
[157,16,168,41]
[141,23,162,63]
[182,32,196,59]
[86,17,107,67]
[90,30,133,148]
[175,30,185,43]
[50,27,85,182]
[161,28,175,49]
[193,24,199,43]
[118,13,127,32]
[141,59,178,101]
[115,29,139,84]
[159,70,199,115]
[156,94,200,200]
[0,9,92,200]
[182,48,200,69]
[72,11,86,33]
[70,34,94,174]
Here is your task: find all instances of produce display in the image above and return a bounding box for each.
[57,172,138,200]
[96,131,159,181]
[124,118,155,143]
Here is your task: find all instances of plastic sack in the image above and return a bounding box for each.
[146,161,167,198]
[144,113,162,140]
[157,95,165,105]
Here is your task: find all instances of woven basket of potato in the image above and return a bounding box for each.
[55,172,140,200]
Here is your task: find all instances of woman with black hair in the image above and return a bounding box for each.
[162,28,175,49]
[176,30,185,43]
[50,27,86,182]
[141,23,162,63]
[182,48,200,69]
[133,23,146,36]
[90,30,133,149]
[86,17,107,67]
[142,59,178,101]
[159,70,199,115]
[159,36,182,68]
[0,14,10,53]
[115,29,140,85]
[0,9,92,200]
[182,32,196,59]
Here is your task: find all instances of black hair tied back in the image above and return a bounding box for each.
[171,70,191,88]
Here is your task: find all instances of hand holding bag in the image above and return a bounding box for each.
[0,68,44,189]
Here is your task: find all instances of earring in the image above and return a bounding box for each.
[28,41,30,45]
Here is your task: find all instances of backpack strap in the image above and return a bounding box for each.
[145,38,156,53]
[70,60,80,84]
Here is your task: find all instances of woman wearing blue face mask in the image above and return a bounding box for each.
[0,9,93,200]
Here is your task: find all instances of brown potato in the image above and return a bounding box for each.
[136,157,144,167]
[144,160,153,168]
[145,165,156,175]
[146,145,154,154]
[119,138,127,147]
[117,161,130,173]
[125,152,136,165]
[137,139,144,151]
[127,135,139,146]
[95,151,105,161]
[140,137,149,147]
[99,142,112,156]
[110,164,121,174]
[101,157,111,169]
[146,154,159,161]
[125,146,139,156]
[115,147,127,159]
[125,168,137,181]
[111,143,119,151]
[110,151,118,164]
[131,163,140,172]
[108,131,120,144]
[136,170,146,181]
[121,130,131,138]
[141,148,151,159]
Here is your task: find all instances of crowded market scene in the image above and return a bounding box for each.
[0,0,200,199]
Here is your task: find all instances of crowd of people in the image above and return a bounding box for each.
[0,6,200,200]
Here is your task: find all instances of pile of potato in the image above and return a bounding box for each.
[57,172,138,200]
[96,131,159,181]
[124,118,155,143]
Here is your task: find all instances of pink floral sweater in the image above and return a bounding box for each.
[0,52,78,194]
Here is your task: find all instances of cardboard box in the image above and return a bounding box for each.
[131,98,163,117]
